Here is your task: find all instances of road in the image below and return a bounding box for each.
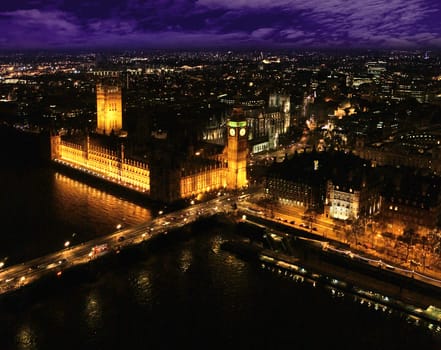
[4,186,441,301]
[236,197,441,290]
[0,193,235,295]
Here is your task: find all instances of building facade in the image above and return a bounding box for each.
[50,85,248,203]
[266,151,382,220]
[265,151,327,213]
[96,84,123,136]
[355,130,441,175]
[51,134,150,193]
[379,167,441,234]
[324,178,382,221]
[227,108,248,190]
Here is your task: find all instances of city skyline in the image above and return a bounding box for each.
[1,0,441,51]
[1,32,441,348]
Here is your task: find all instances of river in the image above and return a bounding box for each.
[0,128,439,349]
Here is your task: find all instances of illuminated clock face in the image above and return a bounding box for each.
[239,128,246,136]
[229,128,236,136]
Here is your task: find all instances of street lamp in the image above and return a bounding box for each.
[0,257,8,268]
[64,241,70,249]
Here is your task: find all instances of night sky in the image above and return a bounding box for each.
[1,0,441,51]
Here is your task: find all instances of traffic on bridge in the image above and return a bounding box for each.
[0,193,236,296]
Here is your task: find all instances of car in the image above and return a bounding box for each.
[410,259,421,266]
[117,236,125,242]
[385,264,395,270]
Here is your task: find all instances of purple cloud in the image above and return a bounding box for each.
[0,0,440,50]
[0,9,82,48]
[199,0,441,47]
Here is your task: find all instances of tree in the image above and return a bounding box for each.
[421,235,428,269]
[427,230,441,265]
[401,227,418,262]
[304,209,317,231]
[346,214,366,246]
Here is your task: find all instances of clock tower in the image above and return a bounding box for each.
[227,107,248,190]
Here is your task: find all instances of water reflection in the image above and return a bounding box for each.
[224,254,246,270]
[84,292,103,332]
[179,248,192,273]
[130,269,153,305]
[260,254,441,340]
[16,324,37,350]
[209,234,224,254]
[52,172,152,239]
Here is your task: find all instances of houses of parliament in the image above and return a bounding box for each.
[49,81,249,204]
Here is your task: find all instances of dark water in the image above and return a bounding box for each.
[0,130,440,350]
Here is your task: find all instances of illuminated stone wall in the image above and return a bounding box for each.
[325,179,382,221]
[51,106,250,200]
[227,114,248,190]
[96,84,123,135]
[245,110,287,141]
[52,135,150,193]
[180,166,227,198]
[327,187,359,220]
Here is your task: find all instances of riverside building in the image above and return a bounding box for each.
[50,83,248,204]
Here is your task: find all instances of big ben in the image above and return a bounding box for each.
[227,107,248,190]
